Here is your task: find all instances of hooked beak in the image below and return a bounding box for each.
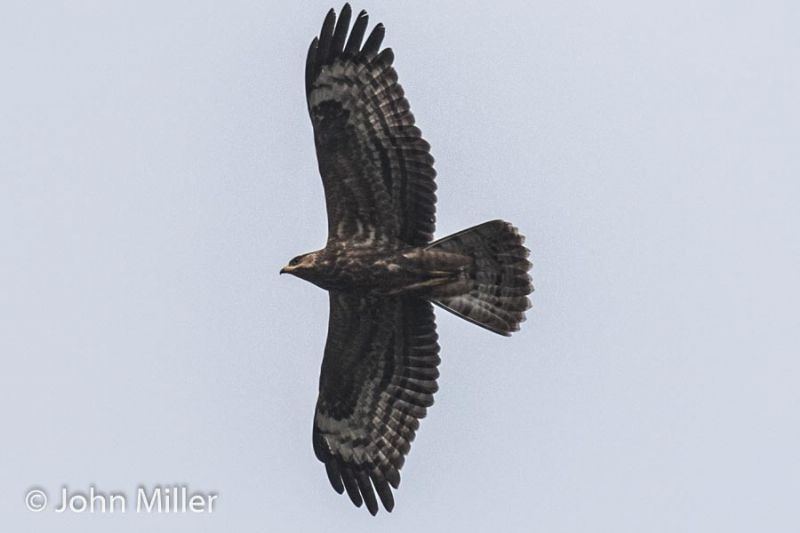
[279,266,288,275]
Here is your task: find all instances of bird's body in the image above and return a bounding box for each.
[285,242,471,295]
[280,4,534,515]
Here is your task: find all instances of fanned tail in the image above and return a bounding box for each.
[427,220,533,336]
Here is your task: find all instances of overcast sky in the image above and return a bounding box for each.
[2,1,799,532]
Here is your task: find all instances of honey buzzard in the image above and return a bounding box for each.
[280,4,534,515]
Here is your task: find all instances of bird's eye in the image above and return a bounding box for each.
[289,256,302,266]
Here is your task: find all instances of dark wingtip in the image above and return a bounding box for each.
[330,4,352,61]
[375,47,394,68]
[372,472,396,512]
[362,22,385,57]
[356,470,379,515]
[309,5,390,95]
[367,501,379,516]
[305,37,319,93]
[386,468,401,489]
[340,467,363,508]
[325,461,345,494]
[322,7,336,32]
[344,9,369,55]
[316,8,336,66]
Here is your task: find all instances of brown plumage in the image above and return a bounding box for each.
[280,4,534,515]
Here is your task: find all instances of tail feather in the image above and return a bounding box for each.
[427,220,533,336]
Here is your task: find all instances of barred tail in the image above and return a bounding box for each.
[427,220,533,336]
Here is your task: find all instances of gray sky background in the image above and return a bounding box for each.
[2,1,798,531]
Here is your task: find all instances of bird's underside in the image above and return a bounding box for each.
[283,242,472,295]
[280,4,534,515]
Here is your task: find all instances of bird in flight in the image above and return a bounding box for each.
[281,4,534,515]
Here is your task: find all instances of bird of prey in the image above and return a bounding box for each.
[280,4,533,515]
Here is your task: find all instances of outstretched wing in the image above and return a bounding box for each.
[313,293,440,514]
[306,5,437,246]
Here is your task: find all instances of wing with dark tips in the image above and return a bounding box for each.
[306,5,437,246]
[313,293,440,515]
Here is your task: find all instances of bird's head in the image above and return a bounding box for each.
[280,252,318,278]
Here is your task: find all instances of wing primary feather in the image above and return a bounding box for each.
[344,10,369,55]
[375,48,395,69]
[325,461,345,494]
[317,8,336,68]
[371,471,395,512]
[361,22,385,58]
[330,4,352,60]
[385,466,401,489]
[305,37,318,95]
[339,466,363,507]
[356,470,379,515]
